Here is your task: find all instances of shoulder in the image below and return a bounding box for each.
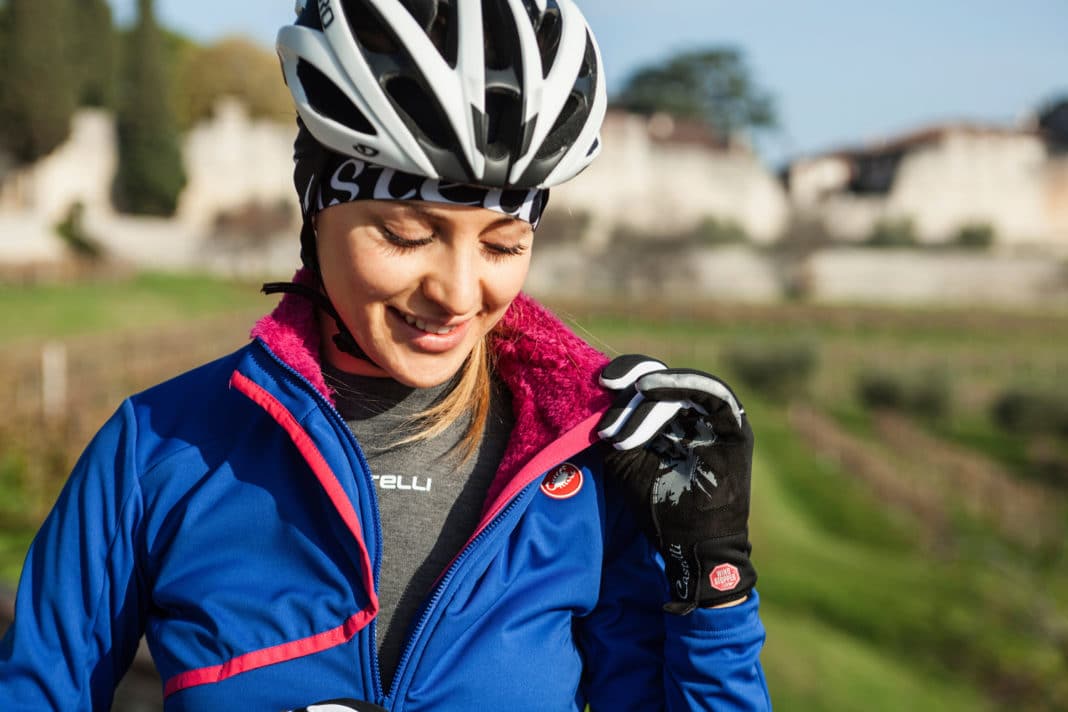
[119,343,273,482]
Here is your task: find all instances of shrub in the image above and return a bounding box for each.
[856,366,952,420]
[723,340,818,401]
[857,369,906,410]
[953,223,996,250]
[54,202,104,260]
[688,217,749,246]
[991,388,1068,436]
[864,217,919,248]
[1027,438,1068,488]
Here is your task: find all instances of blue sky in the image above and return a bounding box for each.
[107,0,1068,166]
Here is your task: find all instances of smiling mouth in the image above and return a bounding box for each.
[398,310,461,335]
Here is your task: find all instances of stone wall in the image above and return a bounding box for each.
[177,98,299,229]
[801,248,1068,306]
[551,112,790,246]
[525,244,1068,308]
[0,109,116,222]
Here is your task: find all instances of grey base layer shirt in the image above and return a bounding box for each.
[322,364,515,692]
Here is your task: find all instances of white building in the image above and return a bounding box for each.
[787,123,1068,251]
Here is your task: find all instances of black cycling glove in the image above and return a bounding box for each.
[597,354,757,614]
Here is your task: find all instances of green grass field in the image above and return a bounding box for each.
[2,275,1066,710]
[0,271,267,345]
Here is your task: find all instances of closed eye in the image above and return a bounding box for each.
[382,228,434,251]
[483,242,529,259]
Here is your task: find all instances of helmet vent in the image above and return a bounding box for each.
[482,0,522,72]
[386,75,457,150]
[534,6,562,77]
[578,30,596,79]
[534,34,596,160]
[342,0,401,54]
[536,92,582,160]
[484,88,524,159]
[297,59,377,136]
[426,0,460,68]
[399,0,439,31]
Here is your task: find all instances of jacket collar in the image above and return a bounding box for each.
[249,269,611,506]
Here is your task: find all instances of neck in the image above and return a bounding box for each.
[317,311,392,379]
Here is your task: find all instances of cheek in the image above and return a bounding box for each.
[485,256,532,309]
[323,243,410,306]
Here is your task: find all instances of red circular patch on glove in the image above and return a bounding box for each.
[709,563,741,592]
[541,463,583,500]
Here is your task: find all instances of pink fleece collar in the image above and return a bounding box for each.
[250,270,611,508]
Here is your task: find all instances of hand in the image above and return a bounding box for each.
[597,355,757,614]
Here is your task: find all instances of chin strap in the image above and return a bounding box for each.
[261,281,372,363]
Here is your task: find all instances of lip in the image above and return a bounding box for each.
[388,307,473,354]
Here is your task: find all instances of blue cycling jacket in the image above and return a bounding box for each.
[0,287,770,711]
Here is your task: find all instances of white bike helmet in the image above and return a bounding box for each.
[278,0,606,189]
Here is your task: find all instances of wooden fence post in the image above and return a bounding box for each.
[41,342,68,421]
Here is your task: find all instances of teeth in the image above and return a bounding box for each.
[403,313,457,335]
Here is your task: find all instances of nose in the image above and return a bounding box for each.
[421,243,481,317]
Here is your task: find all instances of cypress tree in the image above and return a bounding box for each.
[71,0,116,108]
[113,0,187,216]
[0,0,78,164]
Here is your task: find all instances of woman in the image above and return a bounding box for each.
[0,1,769,710]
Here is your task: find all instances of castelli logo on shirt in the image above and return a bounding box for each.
[709,563,741,592]
[540,463,583,500]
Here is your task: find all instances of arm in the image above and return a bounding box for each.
[594,355,772,710]
[663,593,770,710]
[579,475,770,712]
[0,400,147,711]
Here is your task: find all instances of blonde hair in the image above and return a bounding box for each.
[393,332,495,464]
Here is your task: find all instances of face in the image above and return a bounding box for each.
[315,200,534,388]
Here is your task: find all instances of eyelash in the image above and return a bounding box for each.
[381,229,529,259]
[382,229,433,252]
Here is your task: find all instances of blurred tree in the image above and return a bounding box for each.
[113,0,187,216]
[173,37,294,130]
[865,217,918,248]
[71,0,116,108]
[953,222,995,250]
[614,48,777,142]
[0,0,78,164]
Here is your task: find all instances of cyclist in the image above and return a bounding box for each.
[1,1,770,709]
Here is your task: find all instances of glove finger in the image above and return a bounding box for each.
[596,387,644,440]
[600,354,667,390]
[636,369,746,432]
[607,398,687,451]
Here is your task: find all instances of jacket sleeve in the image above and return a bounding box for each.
[0,400,147,711]
[578,472,771,711]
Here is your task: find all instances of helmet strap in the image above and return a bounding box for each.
[261,279,373,364]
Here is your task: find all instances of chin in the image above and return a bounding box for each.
[386,356,465,389]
